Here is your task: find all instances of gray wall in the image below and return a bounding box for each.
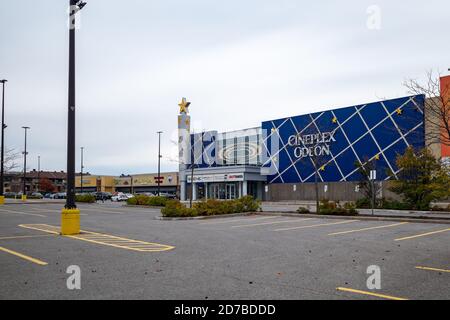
[264,181,401,202]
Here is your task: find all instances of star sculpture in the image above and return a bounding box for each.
[179,97,191,114]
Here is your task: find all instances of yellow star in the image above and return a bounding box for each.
[178,97,191,114]
[320,165,325,171]
[374,154,380,160]
[332,117,337,124]
[396,108,402,115]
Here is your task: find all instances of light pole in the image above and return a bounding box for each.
[157,131,163,196]
[21,127,30,201]
[0,79,7,204]
[80,147,84,194]
[129,175,133,194]
[37,155,40,193]
[62,0,86,235]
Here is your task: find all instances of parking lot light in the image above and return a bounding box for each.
[0,79,7,205]
[21,126,30,201]
[61,0,86,236]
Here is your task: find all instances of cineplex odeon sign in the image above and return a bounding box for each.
[288,132,336,159]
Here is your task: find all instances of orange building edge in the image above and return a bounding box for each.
[440,75,450,157]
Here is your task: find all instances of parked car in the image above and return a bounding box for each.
[94,192,112,201]
[111,192,129,202]
[30,192,43,199]
[54,192,67,199]
[4,192,17,198]
[159,192,176,199]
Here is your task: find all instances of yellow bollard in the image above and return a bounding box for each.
[21,195,27,201]
[0,195,4,205]
[61,208,80,235]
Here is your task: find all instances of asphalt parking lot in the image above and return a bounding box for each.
[0,201,449,300]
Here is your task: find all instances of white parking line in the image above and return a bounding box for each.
[275,220,358,232]
[231,218,315,228]
[0,208,46,217]
[200,216,278,225]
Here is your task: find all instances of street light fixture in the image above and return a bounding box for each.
[0,79,7,205]
[62,0,86,235]
[128,175,134,194]
[21,126,30,201]
[80,147,84,194]
[37,155,41,193]
[157,131,163,196]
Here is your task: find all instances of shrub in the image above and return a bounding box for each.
[127,195,168,207]
[75,194,96,203]
[236,195,261,212]
[318,199,358,216]
[297,207,310,214]
[134,194,151,205]
[389,147,450,210]
[161,196,261,217]
[319,199,337,211]
[355,197,371,209]
[194,199,230,216]
[126,197,137,205]
[379,198,412,210]
[161,200,197,217]
[148,196,168,207]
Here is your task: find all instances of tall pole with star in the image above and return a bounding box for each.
[178,97,191,201]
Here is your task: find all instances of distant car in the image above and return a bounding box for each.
[31,192,43,199]
[159,192,176,199]
[4,192,17,198]
[94,192,112,201]
[111,192,129,202]
[54,192,67,199]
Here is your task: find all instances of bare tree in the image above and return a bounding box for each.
[3,148,20,172]
[404,70,450,147]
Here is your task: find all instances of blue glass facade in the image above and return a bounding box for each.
[262,95,425,183]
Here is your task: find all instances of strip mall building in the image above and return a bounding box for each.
[178,75,450,202]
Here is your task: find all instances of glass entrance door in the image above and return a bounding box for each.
[226,183,236,200]
[209,183,237,200]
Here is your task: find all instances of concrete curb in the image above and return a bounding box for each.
[155,212,257,221]
[4,201,65,205]
[124,204,165,209]
[259,211,450,224]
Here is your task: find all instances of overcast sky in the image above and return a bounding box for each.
[0,0,448,175]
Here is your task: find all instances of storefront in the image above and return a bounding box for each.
[186,166,265,200]
[177,93,434,202]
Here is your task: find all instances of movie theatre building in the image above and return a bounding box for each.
[177,91,443,202]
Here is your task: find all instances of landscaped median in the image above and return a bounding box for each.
[126,195,169,207]
[75,194,96,203]
[161,196,262,218]
[297,199,359,216]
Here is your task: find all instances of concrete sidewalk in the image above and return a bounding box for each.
[261,202,450,220]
